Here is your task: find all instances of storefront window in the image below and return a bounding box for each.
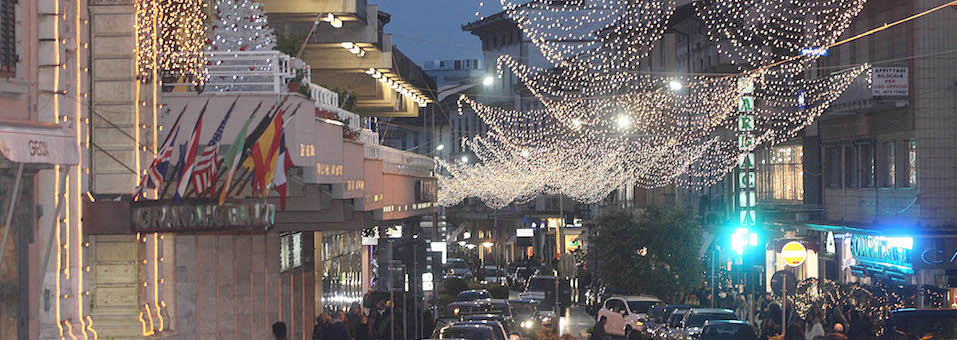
[320,231,363,311]
[757,145,804,201]
[280,232,303,272]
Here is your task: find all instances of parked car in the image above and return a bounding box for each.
[444,320,512,340]
[509,266,536,288]
[482,267,507,285]
[641,304,669,339]
[448,258,473,279]
[518,275,555,301]
[597,295,662,339]
[697,320,757,340]
[507,299,542,337]
[432,324,499,340]
[676,308,737,339]
[457,290,491,302]
[889,308,957,340]
[656,308,693,340]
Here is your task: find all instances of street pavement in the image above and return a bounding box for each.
[559,306,596,338]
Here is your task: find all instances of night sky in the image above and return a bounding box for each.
[375,1,500,65]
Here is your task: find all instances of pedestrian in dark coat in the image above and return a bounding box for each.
[591,317,609,340]
[355,315,375,340]
[273,321,288,340]
[321,312,351,340]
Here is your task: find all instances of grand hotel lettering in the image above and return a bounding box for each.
[131,201,276,232]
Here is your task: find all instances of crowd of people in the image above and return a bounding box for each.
[271,301,400,340]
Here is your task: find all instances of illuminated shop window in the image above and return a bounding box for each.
[756,145,803,201]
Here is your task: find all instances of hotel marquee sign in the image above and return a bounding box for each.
[131,200,276,232]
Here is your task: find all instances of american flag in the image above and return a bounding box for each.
[191,102,235,195]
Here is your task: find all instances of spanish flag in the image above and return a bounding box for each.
[242,108,283,195]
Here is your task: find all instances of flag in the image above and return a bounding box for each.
[173,101,209,202]
[242,107,284,195]
[190,99,237,196]
[271,131,292,209]
[135,104,188,197]
[217,101,264,205]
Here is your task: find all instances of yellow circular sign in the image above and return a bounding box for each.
[782,241,807,267]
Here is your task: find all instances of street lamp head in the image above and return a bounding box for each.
[482,76,495,87]
[436,144,445,151]
[668,79,683,91]
[482,242,494,248]
[616,115,631,129]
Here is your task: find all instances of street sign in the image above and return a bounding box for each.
[738,134,755,150]
[782,241,807,267]
[738,172,755,188]
[738,153,755,169]
[770,270,797,296]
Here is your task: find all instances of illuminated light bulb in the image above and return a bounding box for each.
[366,68,376,75]
[436,144,445,151]
[341,42,354,49]
[372,71,381,79]
[571,119,582,128]
[521,150,530,157]
[616,115,631,129]
[482,76,494,86]
[331,18,343,28]
[349,46,361,54]
[668,80,683,91]
[460,156,469,163]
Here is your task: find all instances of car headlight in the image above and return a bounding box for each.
[522,321,533,329]
[453,308,460,315]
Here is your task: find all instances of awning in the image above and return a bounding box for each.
[0,120,78,166]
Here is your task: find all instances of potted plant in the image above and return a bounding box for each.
[287,69,305,92]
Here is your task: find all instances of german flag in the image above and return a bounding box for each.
[242,108,283,195]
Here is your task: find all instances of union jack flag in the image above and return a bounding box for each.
[190,101,235,195]
[135,105,187,197]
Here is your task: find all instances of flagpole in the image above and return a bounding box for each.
[134,103,190,199]
[173,98,211,201]
[217,97,287,202]
[202,100,266,199]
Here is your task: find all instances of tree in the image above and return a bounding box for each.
[591,206,708,302]
[208,0,275,52]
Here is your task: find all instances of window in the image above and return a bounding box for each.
[280,232,303,271]
[757,145,804,200]
[844,145,857,188]
[903,140,917,187]
[879,141,895,187]
[0,0,14,76]
[825,146,841,188]
[860,142,875,188]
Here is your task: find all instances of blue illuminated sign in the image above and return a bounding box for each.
[800,47,829,56]
[850,235,914,274]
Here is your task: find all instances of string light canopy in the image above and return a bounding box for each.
[136,0,209,84]
[208,0,276,52]
[694,0,867,73]
[439,64,870,208]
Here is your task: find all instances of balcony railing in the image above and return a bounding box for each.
[380,146,434,177]
[165,51,308,94]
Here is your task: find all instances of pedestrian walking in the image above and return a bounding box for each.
[805,310,825,340]
[591,317,610,340]
[355,315,375,340]
[348,302,364,340]
[273,321,288,340]
[321,312,350,340]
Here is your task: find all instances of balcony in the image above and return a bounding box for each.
[262,0,367,22]
[164,51,307,95]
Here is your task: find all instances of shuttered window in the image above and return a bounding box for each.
[0,0,14,76]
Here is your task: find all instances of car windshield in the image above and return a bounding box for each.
[527,277,554,291]
[701,324,757,340]
[627,301,657,314]
[687,313,736,328]
[510,303,537,317]
[669,311,689,327]
[457,291,490,302]
[439,326,495,340]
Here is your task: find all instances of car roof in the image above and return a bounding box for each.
[703,320,749,327]
[613,295,661,302]
[444,324,495,330]
[460,289,489,294]
[689,308,735,314]
[463,314,505,319]
[664,304,696,308]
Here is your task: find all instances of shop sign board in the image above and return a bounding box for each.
[782,241,807,267]
[850,235,913,273]
[872,67,908,96]
[131,200,275,232]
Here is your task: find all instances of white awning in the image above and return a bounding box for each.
[0,121,78,165]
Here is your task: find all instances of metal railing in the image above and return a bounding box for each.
[165,51,308,94]
[380,146,434,177]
